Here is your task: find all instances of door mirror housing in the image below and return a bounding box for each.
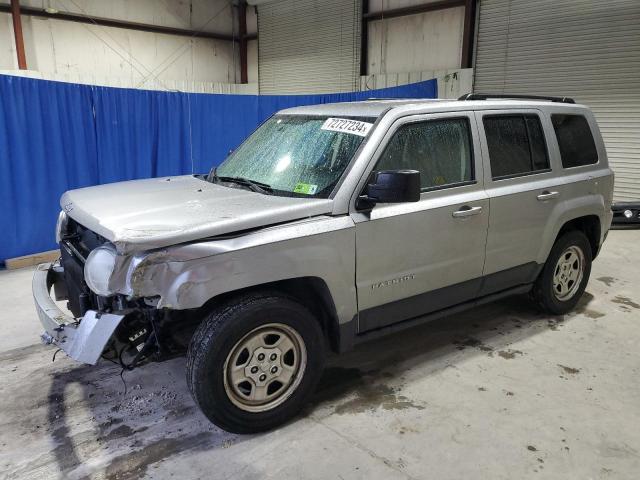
[358,170,421,208]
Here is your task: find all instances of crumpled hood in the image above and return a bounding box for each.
[61,175,333,253]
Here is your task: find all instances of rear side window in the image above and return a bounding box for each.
[483,114,550,179]
[376,118,474,190]
[551,114,598,168]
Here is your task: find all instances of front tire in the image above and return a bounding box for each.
[533,230,592,315]
[186,292,325,434]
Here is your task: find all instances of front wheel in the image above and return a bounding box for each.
[533,230,592,315]
[186,292,325,434]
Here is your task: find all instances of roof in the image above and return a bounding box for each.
[278,98,587,118]
[277,99,445,118]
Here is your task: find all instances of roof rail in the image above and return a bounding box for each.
[364,97,418,101]
[458,93,575,104]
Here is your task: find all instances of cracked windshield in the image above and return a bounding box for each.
[215,115,375,197]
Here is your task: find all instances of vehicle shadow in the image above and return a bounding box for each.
[308,292,594,411]
[37,292,594,479]
[41,357,243,479]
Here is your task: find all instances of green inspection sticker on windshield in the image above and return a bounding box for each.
[293,182,318,195]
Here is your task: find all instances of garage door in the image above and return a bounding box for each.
[474,0,640,201]
[257,0,361,94]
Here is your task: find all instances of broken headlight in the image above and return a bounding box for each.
[55,211,68,243]
[84,244,118,296]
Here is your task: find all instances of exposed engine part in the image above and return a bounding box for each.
[105,308,199,370]
[111,312,154,369]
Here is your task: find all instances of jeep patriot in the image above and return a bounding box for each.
[33,94,614,433]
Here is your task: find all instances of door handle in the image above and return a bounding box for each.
[537,190,560,201]
[452,206,483,218]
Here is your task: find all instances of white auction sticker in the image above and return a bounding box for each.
[321,118,373,137]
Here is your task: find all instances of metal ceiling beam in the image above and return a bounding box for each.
[461,0,477,68]
[238,1,248,84]
[0,3,257,42]
[9,0,27,69]
[363,0,465,21]
[360,0,369,76]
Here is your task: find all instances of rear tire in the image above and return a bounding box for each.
[533,230,592,315]
[186,292,325,434]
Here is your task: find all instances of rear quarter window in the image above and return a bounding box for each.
[483,114,550,179]
[551,114,598,168]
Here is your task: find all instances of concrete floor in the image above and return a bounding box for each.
[1,230,639,480]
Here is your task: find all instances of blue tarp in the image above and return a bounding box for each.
[0,74,436,260]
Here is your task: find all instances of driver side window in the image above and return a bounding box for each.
[375,118,474,190]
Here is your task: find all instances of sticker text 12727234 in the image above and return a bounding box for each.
[321,118,373,137]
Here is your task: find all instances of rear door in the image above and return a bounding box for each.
[475,109,564,295]
[352,111,489,332]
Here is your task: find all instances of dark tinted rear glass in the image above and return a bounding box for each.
[526,116,548,171]
[551,114,598,168]
[483,114,550,179]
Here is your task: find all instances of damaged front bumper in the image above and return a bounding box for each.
[33,262,125,365]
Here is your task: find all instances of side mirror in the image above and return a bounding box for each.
[358,170,421,208]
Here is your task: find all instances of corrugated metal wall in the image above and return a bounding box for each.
[0,0,243,88]
[366,6,465,75]
[0,69,259,95]
[360,68,473,99]
[258,0,361,94]
[474,0,640,201]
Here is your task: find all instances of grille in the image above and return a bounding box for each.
[59,219,108,317]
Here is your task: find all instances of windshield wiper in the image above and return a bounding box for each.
[215,174,273,195]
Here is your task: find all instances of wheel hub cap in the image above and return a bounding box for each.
[244,347,283,386]
[552,245,585,301]
[223,323,307,413]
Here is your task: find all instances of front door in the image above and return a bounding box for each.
[352,112,489,333]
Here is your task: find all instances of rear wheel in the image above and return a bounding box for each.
[186,292,325,433]
[533,230,592,315]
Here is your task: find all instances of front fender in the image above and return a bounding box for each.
[127,216,358,325]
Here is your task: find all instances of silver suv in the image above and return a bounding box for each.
[34,94,614,433]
